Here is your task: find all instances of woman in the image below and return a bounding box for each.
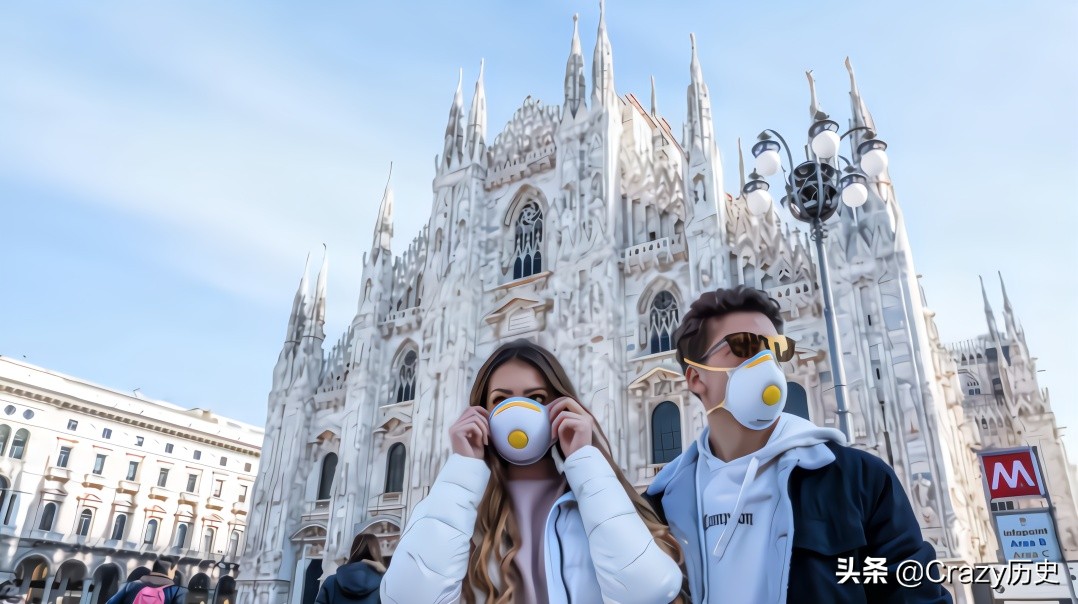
[315,533,385,604]
[381,340,683,604]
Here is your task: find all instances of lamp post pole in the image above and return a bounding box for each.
[742,93,890,444]
[809,217,851,440]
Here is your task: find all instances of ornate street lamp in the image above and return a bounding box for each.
[741,79,889,443]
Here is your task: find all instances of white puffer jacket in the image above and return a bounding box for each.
[380,445,683,604]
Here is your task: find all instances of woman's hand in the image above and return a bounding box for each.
[549,397,593,458]
[448,406,490,459]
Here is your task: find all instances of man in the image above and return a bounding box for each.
[106,557,187,604]
[645,286,951,603]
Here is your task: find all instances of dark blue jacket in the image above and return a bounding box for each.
[645,440,953,603]
[315,560,384,604]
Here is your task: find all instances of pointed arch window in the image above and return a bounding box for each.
[786,382,810,421]
[513,202,543,279]
[0,425,9,457]
[39,502,57,531]
[317,453,338,500]
[9,428,28,459]
[385,443,406,494]
[76,509,93,536]
[649,291,679,354]
[111,514,127,541]
[395,350,418,403]
[651,402,682,464]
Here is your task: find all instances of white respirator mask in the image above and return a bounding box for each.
[685,349,788,430]
[488,397,553,465]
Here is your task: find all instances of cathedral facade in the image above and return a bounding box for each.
[237,7,1078,604]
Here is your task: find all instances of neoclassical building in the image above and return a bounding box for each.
[238,6,1078,604]
[0,356,262,604]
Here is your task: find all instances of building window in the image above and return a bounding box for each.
[76,509,93,537]
[165,444,174,454]
[186,474,198,493]
[2,406,12,415]
[318,453,338,500]
[648,291,679,354]
[220,456,227,467]
[157,468,169,488]
[57,446,71,468]
[786,382,811,421]
[395,350,418,403]
[239,485,248,503]
[175,522,189,548]
[39,502,57,531]
[111,514,127,541]
[102,428,112,439]
[126,461,139,481]
[229,531,241,558]
[385,443,406,494]
[67,420,78,431]
[650,402,682,464]
[213,479,224,498]
[0,425,8,456]
[144,519,159,545]
[244,462,252,472]
[203,528,216,553]
[512,201,543,279]
[193,450,201,461]
[93,454,106,475]
[136,436,144,447]
[9,429,28,460]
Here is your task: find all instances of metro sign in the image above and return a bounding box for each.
[980,448,1045,500]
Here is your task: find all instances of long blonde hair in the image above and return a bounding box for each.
[462,340,684,604]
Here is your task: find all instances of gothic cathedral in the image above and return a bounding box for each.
[237,6,1078,604]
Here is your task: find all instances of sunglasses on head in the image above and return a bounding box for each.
[699,332,797,364]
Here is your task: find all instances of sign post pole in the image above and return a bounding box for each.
[1032,446,1078,601]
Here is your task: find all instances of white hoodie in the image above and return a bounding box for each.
[694,414,845,603]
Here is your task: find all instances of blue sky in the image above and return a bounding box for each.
[3,2,1077,458]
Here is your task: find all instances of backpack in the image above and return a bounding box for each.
[130,584,178,604]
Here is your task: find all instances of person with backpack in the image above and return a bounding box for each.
[106,557,187,604]
[315,532,385,604]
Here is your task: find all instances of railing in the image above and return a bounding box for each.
[620,235,686,272]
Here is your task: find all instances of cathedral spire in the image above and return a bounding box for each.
[466,59,487,162]
[311,244,328,331]
[564,13,586,117]
[312,243,327,327]
[685,33,715,161]
[806,69,825,120]
[285,253,311,343]
[844,57,877,135]
[650,75,658,116]
[591,0,616,107]
[998,271,1023,340]
[737,137,746,193]
[442,70,465,168]
[980,275,1003,347]
[372,164,394,262]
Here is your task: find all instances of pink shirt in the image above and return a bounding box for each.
[506,475,568,604]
